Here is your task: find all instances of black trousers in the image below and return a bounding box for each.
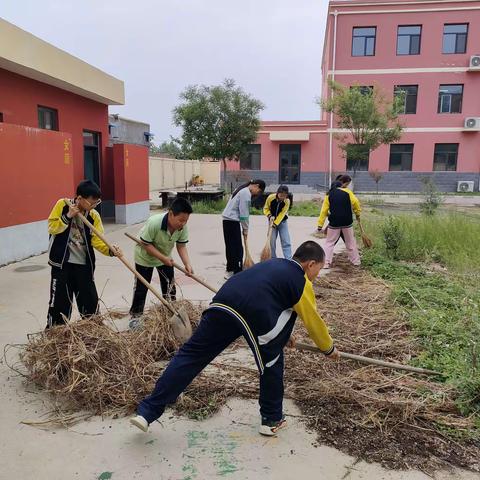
[130,263,176,316]
[47,263,98,328]
[223,219,243,273]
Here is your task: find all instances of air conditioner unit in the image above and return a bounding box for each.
[464,117,480,130]
[469,55,480,70]
[457,181,474,193]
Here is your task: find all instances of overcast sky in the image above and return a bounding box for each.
[2,0,328,144]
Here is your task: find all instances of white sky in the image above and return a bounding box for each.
[2,0,328,143]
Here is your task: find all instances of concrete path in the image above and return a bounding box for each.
[0,214,478,480]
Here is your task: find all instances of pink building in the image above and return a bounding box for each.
[227,0,480,192]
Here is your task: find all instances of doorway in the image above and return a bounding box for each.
[279,144,301,184]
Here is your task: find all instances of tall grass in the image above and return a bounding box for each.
[191,199,321,217]
[364,212,480,273]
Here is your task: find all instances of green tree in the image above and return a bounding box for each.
[173,79,264,186]
[150,139,186,159]
[321,81,403,181]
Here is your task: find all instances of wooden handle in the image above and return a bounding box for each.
[124,232,219,294]
[64,199,177,315]
[295,341,442,376]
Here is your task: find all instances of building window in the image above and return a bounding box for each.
[433,144,458,171]
[346,144,369,171]
[240,144,261,170]
[352,27,376,56]
[389,144,414,171]
[443,24,468,54]
[438,85,463,113]
[397,25,421,55]
[394,85,418,114]
[38,106,58,131]
[350,85,373,95]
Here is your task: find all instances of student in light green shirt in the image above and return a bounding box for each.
[130,197,193,317]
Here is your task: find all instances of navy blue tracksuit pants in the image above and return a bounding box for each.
[137,309,285,424]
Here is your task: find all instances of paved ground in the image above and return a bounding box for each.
[1,214,479,480]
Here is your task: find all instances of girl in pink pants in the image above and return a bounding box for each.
[317,176,361,269]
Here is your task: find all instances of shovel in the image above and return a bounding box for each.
[64,199,191,342]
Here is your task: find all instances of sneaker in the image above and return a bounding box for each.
[224,271,234,280]
[130,415,149,432]
[259,415,287,437]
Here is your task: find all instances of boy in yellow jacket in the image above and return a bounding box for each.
[46,180,121,328]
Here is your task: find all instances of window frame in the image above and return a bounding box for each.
[240,144,261,170]
[437,84,463,114]
[346,144,370,171]
[433,143,458,171]
[352,26,377,57]
[394,85,418,114]
[442,23,468,54]
[396,25,422,55]
[38,105,59,131]
[389,143,414,171]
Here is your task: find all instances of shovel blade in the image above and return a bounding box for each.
[169,306,192,342]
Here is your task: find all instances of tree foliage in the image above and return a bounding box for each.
[172,79,264,183]
[321,81,404,172]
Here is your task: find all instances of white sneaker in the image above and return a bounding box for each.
[130,415,149,432]
[259,416,287,437]
[224,271,234,280]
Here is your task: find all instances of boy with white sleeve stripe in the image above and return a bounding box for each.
[130,241,339,436]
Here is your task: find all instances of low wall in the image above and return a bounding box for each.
[149,157,220,190]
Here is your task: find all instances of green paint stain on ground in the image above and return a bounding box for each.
[212,433,238,476]
[186,430,208,448]
[145,439,155,445]
[181,460,197,480]
[98,473,113,480]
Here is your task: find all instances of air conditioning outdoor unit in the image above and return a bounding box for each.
[457,181,474,193]
[469,55,480,69]
[463,117,480,130]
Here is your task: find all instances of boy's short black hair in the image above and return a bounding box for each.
[293,241,325,263]
[77,180,101,199]
[277,185,289,194]
[170,197,193,216]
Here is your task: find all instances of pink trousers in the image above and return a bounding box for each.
[323,226,361,267]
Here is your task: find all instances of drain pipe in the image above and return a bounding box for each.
[328,10,338,187]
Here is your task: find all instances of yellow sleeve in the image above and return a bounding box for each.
[48,199,70,235]
[263,194,274,217]
[347,190,361,218]
[274,198,290,226]
[317,195,330,228]
[90,211,111,256]
[293,277,334,354]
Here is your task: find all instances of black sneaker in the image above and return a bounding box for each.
[259,415,287,436]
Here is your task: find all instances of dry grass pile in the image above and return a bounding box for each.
[18,301,202,418]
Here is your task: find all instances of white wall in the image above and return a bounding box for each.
[149,157,220,190]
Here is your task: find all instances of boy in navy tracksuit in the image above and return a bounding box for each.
[130,241,339,436]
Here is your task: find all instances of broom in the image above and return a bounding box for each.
[260,218,274,262]
[358,219,373,248]
[242,233,255,269]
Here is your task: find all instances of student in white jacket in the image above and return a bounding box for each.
[222,179,265,278]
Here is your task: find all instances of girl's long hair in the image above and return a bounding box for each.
[231,179,266,198]
[328,180,342,195]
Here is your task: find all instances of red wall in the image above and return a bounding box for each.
[0,123,74,228]
[0,68,113,201]
[112,144,149,205]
